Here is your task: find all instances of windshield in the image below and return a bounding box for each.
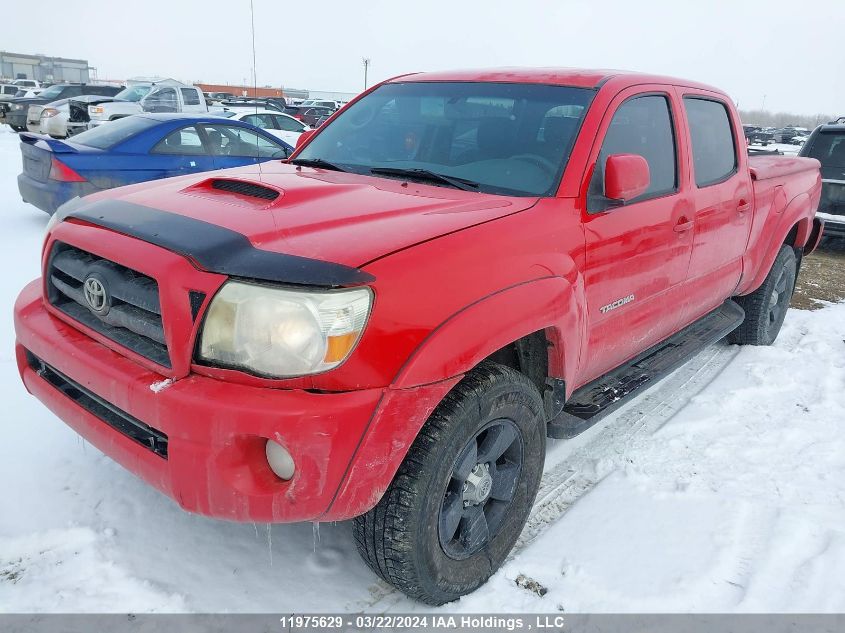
[36,85,65,100]
[70,115,158,149]
[804,131,845,179]
[297,81,594,196]
[115,86,151,102]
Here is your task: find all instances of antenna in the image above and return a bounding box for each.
[250,0,263,178]
[362,58,371,90]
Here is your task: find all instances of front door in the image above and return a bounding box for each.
[578,89,694,386]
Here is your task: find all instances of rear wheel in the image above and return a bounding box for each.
[353,362,545,605]
[729,245,797,345]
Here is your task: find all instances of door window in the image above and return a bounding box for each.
[151,126,206,155]
[146,88,178,112]
[589,94,677,211]
[274,115,305,132]
[683,98,737,187]
[202,124,289,158]
[243,113,277,129]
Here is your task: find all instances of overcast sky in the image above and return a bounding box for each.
[6,0,844,115]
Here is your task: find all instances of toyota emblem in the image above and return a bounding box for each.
[83,276,110,315]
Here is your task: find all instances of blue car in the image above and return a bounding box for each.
[17,113,294,214]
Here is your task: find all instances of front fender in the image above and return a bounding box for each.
[392,275,581,389]
[322,275,584,520]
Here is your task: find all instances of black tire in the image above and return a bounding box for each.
[353,362,545,605]
[729,245,797,346]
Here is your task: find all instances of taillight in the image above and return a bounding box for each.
[49,157,86,182]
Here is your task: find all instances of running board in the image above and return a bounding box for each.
[547,300,745,439]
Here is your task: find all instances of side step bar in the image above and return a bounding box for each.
[547,300,745,439]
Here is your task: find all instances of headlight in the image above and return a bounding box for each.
[89,106,104,115]
[41,108,58,118]
[12,104,23,110]
[198,281,372,378]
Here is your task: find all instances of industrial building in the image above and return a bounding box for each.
[0,51,90,83]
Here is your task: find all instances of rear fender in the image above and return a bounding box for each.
[741,193,812,295]
[804,217,825,255]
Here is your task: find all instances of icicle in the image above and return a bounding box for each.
[312,521,321,553]
[266,524,273,567]
[252,522,258,539]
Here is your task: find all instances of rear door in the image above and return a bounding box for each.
[579,87,694,384]
[676,92,752,324]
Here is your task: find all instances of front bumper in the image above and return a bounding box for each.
[15,279,457,522]
[15,279,388,522]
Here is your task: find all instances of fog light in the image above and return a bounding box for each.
[265,440,295,480]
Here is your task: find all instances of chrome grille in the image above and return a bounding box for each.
[46,242,170,367]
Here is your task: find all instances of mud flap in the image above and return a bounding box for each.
[548,300,745,439]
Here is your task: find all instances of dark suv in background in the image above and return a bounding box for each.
[800,120,845,238]
[1,83,123,131]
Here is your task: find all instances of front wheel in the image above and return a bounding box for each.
[353,362,545,605]
[729,245,797,345]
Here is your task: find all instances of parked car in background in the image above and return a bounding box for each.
[85,83,209,128]
[774,126,810,144]
[204,91,235,102]
[800,121,845,239]
[217,109,310,145]
[1,84,21,101]
[26,87,123,133]
[35,99,71,137]
[66,84,155,132]
[299,98,339,110]
[13,68,823,605]
[220,97,286,112]
[282,105,334,127]
[12,79,40,89]
[17,113,293,214]
[743,124,774,145]
[3,84,123,132]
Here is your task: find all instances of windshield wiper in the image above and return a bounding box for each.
[289,157,348,172]
[368,167,479,191]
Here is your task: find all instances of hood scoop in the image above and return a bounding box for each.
[181,178,282,209]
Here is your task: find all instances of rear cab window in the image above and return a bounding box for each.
[181,88,201,106]
[683,97,738,187]
[70,116,159,149]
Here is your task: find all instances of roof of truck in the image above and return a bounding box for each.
[390,68,724,93]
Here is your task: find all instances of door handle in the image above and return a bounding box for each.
[673,218,695,233]
[737,199,751,214]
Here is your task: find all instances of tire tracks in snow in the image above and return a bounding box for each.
[364,343,740,610]
[515,342,740,553]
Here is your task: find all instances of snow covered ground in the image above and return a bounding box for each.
[0,125,843,613]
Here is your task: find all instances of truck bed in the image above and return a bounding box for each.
[748,155,820,181]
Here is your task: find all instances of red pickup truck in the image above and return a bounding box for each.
[14,69,823,604]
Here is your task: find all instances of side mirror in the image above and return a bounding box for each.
[296,129,316,149]
[604,153,650,203]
